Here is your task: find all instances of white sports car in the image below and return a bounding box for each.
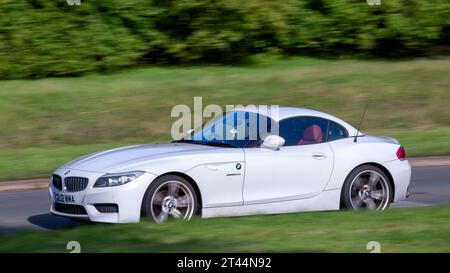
[49,107,411,223]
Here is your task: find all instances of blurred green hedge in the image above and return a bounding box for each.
[0,0,449,79]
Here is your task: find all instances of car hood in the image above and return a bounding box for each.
[60,143,218,173]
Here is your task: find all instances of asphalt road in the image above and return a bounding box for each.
[0,166,449,235]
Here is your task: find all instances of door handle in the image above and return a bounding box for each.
[312,153,327,160]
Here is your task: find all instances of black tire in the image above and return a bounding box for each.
[341,165,393,210]
[142,175,199,223]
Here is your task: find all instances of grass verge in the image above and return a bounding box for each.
[0,56,449,180]
[0,206,449,253]
[1,128,450,181]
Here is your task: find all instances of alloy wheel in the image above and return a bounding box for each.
[349,170,390,210]
[150,180,195,223]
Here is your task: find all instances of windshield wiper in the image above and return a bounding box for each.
[172,139,236,148]
[171,139,202,144]
[199,141,236,148]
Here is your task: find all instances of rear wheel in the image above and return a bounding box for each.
[341,165,392,211]
[142,175,199,223]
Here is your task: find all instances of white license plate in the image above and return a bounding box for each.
[54,193,75,203]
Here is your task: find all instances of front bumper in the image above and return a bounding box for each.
[49,169,157,223]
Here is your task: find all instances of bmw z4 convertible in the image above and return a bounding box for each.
[49,107,411,223]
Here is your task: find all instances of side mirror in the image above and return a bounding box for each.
[261,135,285,150]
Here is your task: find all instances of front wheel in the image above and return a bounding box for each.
[142,175,199,223]
[341,165,393,211]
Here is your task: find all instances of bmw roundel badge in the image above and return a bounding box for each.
[236,163,242,170]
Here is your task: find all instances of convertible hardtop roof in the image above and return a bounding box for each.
[231,106,359,137]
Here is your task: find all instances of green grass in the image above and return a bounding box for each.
[0,56,449,180]
[1,206,449,253]
[0,143,129,181]
[1,129,449,181]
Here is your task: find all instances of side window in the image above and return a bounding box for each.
[327,121,348,142]
[279,117,328,146]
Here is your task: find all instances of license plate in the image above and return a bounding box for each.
[54,193,75,203]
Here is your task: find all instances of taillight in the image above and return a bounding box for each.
[396,146,406,160]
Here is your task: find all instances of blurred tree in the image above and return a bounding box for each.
[0,0,448,79]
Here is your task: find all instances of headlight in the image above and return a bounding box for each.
[94,171,144,188]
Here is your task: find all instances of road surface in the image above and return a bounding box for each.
[0,166,449,234]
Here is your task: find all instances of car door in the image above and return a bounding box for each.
[187,155,245,208]
[243,117,334,204]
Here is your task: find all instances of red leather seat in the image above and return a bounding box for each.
[298,125,323,145]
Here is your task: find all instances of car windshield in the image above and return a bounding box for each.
[175,111,276,148]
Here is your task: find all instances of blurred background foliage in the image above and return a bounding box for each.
[0,0,449,180]
[0,0,449,79]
